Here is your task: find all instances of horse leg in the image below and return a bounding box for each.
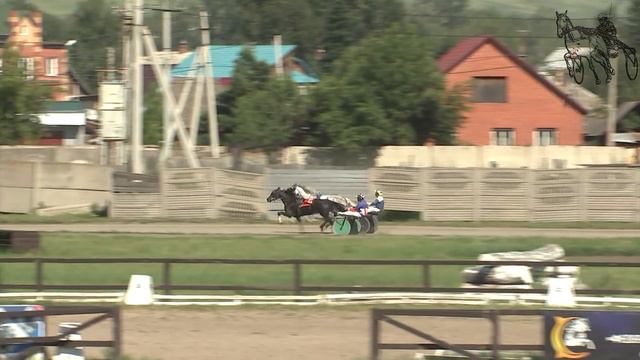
[296,216,305,233]
[594,53,612,81]
[277,211,284,223]
[585,56,600,84]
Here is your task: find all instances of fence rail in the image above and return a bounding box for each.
[0,306,121,359]
[370,308,545,360]
[2,258,640,296]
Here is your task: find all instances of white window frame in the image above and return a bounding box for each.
[20,57,35,80]
[20,25,28,36]
[46,58,59,76]
[534,128,558,146]
[490,128,515,146]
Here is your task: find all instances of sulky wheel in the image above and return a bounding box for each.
[332,217,351,235]
[348,217,361,235]
[367,215,379,233]
[358,216,370,234]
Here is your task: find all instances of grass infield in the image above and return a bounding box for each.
[0,233,638,292]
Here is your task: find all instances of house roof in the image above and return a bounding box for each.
[290,70,319,84]
[540,47,592,71]
[617,101,640,122]
[43,101,87,113]
[437,36,588,115]
[39,101,87,126]
[171,44,319,84]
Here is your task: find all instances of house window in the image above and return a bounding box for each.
[46,58,59,76]
[20,25,29,36]
[535,128,557,146]
[491,128,515,145]
[20,57,35,79]
[472,77,506,103]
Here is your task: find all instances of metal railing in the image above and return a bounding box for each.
[371,308,545,360]
[1,258,640,296]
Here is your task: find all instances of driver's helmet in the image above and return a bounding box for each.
[375,190,382,197]
[357,194,365,202]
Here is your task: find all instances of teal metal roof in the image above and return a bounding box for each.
[290,70,319,84]
[171,45,319,84]
[43,101,87,113]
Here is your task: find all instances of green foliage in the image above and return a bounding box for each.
[0,47,51,145]
[143,87,163,145]
[309,26,467,151]
[218,47,271,118]
[69,0,121,91]
[229,77,306,151]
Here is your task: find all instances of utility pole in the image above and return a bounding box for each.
[162,0,171,154]
[274,34,284,76]
[607,57,618,146]
[130,0,145,173]
[141,26,200,168]
[120,1,133,167]
[200,11,220,158]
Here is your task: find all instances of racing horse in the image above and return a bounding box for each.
[267,187,346,232]
[556,10,638,84]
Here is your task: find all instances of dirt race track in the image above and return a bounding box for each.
[2,222,640,237]
[69,307,541,360]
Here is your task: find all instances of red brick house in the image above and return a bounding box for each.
[438,36,587,145]
[0,11,89,101]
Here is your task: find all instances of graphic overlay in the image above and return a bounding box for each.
[545,310,640,359]
[555,10,638,85]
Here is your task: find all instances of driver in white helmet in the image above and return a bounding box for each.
[370,190,384,210]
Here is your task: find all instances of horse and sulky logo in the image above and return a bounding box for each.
[555,10,638,85]
[550,316,596,359]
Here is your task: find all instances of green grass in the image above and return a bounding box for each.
[2,212,640,229]
[0,233,639,292]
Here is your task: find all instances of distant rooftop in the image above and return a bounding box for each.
[171,45,319,84]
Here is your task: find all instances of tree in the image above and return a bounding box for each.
[143,87,163,145]
[230,77,305,152]
[217,47,271,118]
[0,48,52,144]
[309,26,466,151]
[216,47,305,168]
[69,0,121,91]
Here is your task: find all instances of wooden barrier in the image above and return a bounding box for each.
[0,306,121,359]
[1,258,639,297]
[370,308,544,360]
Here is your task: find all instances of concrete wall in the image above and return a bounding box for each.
[0,146,101,164]
[0,161,112,213]
[371,167,640,222]
[371,146,632,168]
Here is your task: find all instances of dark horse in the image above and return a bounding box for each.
[267,186,346,232]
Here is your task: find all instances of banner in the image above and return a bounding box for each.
[0,305,46,357]
[545,310,640,360]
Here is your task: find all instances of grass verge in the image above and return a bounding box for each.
[0,233,638,292]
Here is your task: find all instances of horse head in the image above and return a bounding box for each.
[267,187,282,202]
[556,10,570,38]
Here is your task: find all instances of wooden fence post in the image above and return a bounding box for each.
[293,263,302,295]
[163,261,172,295]
[35,259,43,292]
[370,309,380,360]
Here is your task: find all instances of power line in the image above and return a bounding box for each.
[401,13,630,21]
